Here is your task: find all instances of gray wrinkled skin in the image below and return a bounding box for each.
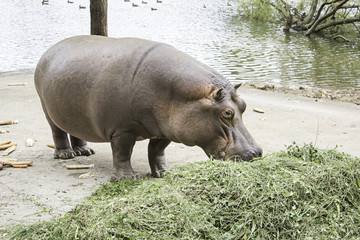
[35,35,262,181]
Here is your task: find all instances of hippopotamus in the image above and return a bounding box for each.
[35,35,262,181]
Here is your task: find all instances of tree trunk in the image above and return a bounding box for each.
[90,0,108,36]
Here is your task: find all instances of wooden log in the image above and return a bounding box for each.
[47,144,55,149]
[2,145,16,156]
[79,172,94,179]
[0,158,32,167]
[0,143,17,150]
[8,83,27,86]
[66,164,94,170]
[0,120,18,125]
[253,108,265,114]
[0,141,11,146]
[0,158,18,165]
[11,161,33,166]
[12,165,29,168]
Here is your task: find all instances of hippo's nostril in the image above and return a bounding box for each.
[249,150,256,158]
[256,147,263,158]
[246,147,262,161]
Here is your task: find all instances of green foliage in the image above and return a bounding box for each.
[238,0,276,22]
[282,141,353,163]
[6,143,360,240]
[237,0,360,38]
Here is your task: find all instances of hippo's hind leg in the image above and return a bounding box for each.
[42,104,94,159]
[44,113,76,159]
[148,139,171,178]
[70,136,95,156]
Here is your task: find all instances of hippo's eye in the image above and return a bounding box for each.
[222,109,234,119]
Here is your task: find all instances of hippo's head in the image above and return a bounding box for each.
[166,81,262,161]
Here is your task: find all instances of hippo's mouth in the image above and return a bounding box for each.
[205,135,231,160]
[205,144,228,160]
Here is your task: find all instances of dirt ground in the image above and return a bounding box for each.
[1,73,359,231]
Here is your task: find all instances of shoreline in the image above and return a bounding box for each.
[0,69,35,77]
[2,71,359,105]
[243,81,360,105]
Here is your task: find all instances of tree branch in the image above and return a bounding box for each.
[308,0,343,28]
[332,35,353,42]
[305,0,349,36]
[269,1,287,16]
[315,16,360,32]
[339,4,359,9]
[268,0,294,30]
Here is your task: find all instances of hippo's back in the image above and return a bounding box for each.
[35,35,163,96]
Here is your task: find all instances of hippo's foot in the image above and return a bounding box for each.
[148,139,171,178]
[150,162,167,178]
[110,169,137,182]
[73,145,95,156]
[54,148,76,159]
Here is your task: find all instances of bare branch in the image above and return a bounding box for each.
[339,4,360,9]
[308,0,343,28]
[315,16,360,32]
[352,22,360,33]
[332,34,353,42]
[305,0,350,36]
[268,0,294,30]
[269,1,287,16]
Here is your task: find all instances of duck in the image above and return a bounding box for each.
[67,0,74,3]
[151,7,157,10]
[156,0,162,3]
[142,1,147,4]
[79,5,86,9]
[132,3,138,7]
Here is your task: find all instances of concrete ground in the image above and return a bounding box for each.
[0,73,359,230]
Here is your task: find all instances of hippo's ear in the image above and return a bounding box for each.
[214,88,225,101]
[234,83,242,90]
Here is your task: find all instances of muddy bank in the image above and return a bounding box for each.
[244,82,360,105]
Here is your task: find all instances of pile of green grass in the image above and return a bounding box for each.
[7,143,360,239]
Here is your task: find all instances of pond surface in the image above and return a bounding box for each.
[0,0,359,89]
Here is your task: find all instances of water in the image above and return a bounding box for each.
[1,0,359,89]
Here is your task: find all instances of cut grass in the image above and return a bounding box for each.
[6,143,360,239]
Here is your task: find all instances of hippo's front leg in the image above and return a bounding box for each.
[110,133,137,181]
[148,139,171,178]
